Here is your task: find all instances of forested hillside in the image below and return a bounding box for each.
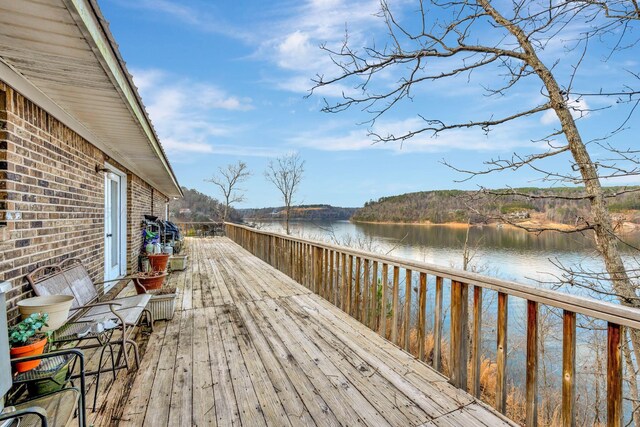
[240,204,356,221]
[352,187,640,225]
[168,187,241,222]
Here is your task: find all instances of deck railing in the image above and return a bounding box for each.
[225,222,640,426]
[173,221,224,238]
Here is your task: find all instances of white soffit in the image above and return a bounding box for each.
[0,0,182,197]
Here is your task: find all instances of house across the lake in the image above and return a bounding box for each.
[0,0,182,323]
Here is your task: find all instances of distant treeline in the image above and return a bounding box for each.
[240,204,357,221]
[352,187,640,225]
[168,187,241,223]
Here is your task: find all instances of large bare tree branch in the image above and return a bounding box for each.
[205,161,251,222]
[264,153,305,235]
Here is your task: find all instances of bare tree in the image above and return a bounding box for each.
[206,161,251,222]
[264,153,305,235]
[311,0,639,422]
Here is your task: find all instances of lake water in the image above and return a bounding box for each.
[255,219,640,289]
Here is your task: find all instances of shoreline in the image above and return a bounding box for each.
[350,219,640,232]
[247,217,640,232]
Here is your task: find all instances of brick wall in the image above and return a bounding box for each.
[0,81,169,322]
[152,188,169,219]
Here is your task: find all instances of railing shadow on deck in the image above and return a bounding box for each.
[225,222,639,427]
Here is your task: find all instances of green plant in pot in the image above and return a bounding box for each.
[8,313,49,373]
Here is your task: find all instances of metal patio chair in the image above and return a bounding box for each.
[1,350,87,427]
[26,259,153,410]
[1,281,86,427]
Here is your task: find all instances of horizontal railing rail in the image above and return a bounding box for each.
[173,221,224,237]
[225,222,637,426]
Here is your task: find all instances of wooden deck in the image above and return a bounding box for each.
[89,237,516,426]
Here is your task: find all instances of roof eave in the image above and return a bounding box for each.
[63,0,183,197]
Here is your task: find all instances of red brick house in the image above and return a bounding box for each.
[0,0,182,322]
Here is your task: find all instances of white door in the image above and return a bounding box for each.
[105,172,122,285]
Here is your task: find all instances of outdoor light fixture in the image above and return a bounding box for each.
[95,165,118,180]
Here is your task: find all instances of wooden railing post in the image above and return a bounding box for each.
[379,264,389,339]
[347,255,354,315]
[354,257,362,320]
[526,300,538,427]
[340,253,347,311]
[433,276,443,372]
[313,246,322,294]
[496,292,508,414]
[404,269,412,352]
[327,250,334,302]
[333,251,340,306]
[450,280,469,389]
[363,259,370,326]
[418,272,427,361]
[370,261,379,330]
[391,266,400,345]
[607,322,622,427]
[471,286,483,398]
[562,310,576,427]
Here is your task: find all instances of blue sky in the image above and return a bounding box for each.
[101,0,639,208]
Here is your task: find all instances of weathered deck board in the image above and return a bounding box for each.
[91,237,516,427]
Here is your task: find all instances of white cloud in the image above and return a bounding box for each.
[253,0,385,95]
[131,68,256,155]
[288,117,540,153]
[540,97,590,125]
[277,31,315,70]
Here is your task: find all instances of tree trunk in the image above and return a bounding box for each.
[479,0,637,309]
[285,205,291,235]
[478,4,640,416]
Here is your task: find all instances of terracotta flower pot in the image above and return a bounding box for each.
[147,253,170,272]
[133,272,167,294]
[10,336,47,373]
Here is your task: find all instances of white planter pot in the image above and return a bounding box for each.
[18,295,74,331]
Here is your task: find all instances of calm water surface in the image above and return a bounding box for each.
[255,220,640,288]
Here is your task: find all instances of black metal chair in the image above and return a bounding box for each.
[1,349,86,427]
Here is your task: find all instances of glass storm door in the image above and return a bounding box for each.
[105,172,122,284]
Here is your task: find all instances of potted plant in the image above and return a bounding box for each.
[133,271,168,294]
[9,313,49,373]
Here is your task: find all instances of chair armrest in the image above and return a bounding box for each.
[68,301,127,333]
[93,275,136,287]
[10,348,84,366]
[0,406,48,427]
[69,301,123,311]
